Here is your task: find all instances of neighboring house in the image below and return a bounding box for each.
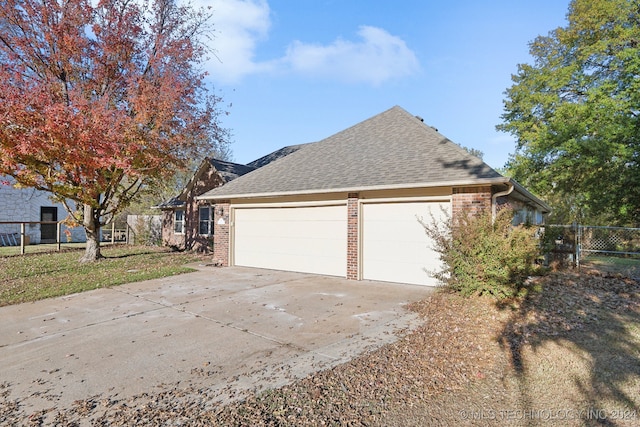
[198,106,550,286]
[0,176,86,245]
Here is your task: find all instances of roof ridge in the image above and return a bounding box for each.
[246,143,314,169]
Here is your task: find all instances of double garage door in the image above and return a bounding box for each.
[234,205,347,277]
[233,201,449,286]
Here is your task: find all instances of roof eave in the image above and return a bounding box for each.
[508,179,551,213]
[197,177,514,201]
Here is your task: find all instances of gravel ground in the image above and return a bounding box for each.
[1,268,639,426]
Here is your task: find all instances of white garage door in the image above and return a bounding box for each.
[362,201,450,286]
[233,205,347,277]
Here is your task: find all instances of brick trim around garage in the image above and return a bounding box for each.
[452,186,492,219]
[347,192,359,280]
[213,187,497,278]
[213,200,230,266]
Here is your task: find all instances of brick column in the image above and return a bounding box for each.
[347,193,359,280]
[213,200,230,266]
[452,186,492,222]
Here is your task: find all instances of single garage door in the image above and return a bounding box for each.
[362,201,450,286]
[233,205,347,277]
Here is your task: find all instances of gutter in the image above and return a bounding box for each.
[197,176,551,217]
[508,179,550,214]
[492,181,514,222]
[196,177,511,201]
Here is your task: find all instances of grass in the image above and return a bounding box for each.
[0,241,132,257]
[582,254,640,267]
[0,245,204,307]
[0,242,87,256]
[581,254,640,277]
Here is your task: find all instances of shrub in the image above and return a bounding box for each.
[420,207,542,299]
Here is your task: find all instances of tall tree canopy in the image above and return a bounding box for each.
[0,0,230,261]
[498,0,640,226]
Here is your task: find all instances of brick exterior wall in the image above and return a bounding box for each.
[160,164,224,252]
[213,200,230,266]
[186,196,214,252]
[161,209,183,249]
[451,186,492,221]
[346,193,359,280]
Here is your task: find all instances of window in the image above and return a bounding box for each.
[199,206,213,235]
[512,208,543,226]
[174,209,185,234]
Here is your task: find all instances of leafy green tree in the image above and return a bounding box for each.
[498,0,640,226]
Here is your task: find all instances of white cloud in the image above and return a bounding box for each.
[199,0,272,84]
[198,1,419,86]
[280,26,420,85]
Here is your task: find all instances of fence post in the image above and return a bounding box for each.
[20,222,25,255]
[57,222,61,251]
[111,222,115,245]
[571,221,580,268]
[576,224,581,269]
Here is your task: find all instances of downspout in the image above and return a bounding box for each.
[492,181,514,223]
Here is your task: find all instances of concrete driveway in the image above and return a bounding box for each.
[0,265,433,418]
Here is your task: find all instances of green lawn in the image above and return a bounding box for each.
[0,246,204,307]
[0,242,93,256]
[581,254,640,277]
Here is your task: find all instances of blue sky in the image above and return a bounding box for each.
[197,0,571,170]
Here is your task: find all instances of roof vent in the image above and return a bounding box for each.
[431,126,438,132]
[415,115,424,122]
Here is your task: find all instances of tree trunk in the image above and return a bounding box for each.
[80,204,103,262]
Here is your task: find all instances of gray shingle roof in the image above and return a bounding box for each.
[200,106,504,199]
[154,196,185,209]
[208,159,256,183]
[155,158,255,208]
[247,143,311,168]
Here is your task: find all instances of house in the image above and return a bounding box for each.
[197,106,549,286]
[157,148,310,252]
[0,176,86,245]
[156,158,255,251]
[155,158,260,251]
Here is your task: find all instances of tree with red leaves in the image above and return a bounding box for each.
[0,0,230,261]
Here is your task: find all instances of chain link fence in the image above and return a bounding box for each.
[544,224,640,279]
[580,226,640,256]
